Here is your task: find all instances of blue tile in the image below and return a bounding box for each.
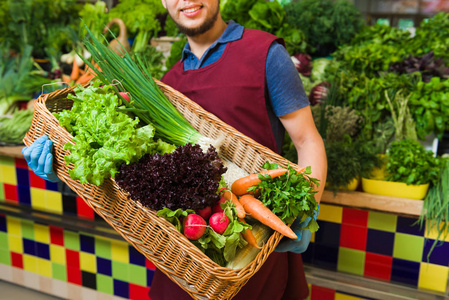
[366,229,394,256]
[314,220,341,247]
[391,258,420,287]
[312,244,338,271]
[45,181,59,191]
[17,186,31,206]
[23,238,36,256]
[0,215,6,232]
[302,242,314,264]
[36,242,50,260]
[80,234,95,254]
[97,257,112,276]
[396,216,424,236]
[16,168,30,186]
[129,245,146,266]
[147,269,154,286]
[113,279,129,298]
[422,239,449,266]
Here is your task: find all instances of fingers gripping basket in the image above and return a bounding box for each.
[24,80,301,300]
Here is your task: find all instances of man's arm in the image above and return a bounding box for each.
[279,106,327,203]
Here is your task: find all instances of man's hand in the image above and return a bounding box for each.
[275,207,319,254]
[22,135,60,182]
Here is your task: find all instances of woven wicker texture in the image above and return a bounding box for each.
[23,80,302,300]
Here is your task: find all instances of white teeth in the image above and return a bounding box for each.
[183,7,200,13]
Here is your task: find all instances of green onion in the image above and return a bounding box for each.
[79,25,215,148]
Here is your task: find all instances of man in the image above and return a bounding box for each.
[23,0,327,299]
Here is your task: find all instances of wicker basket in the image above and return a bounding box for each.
[23,80,301,300]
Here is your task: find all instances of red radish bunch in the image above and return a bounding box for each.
[183,214,207,240]
[208,212,230,234]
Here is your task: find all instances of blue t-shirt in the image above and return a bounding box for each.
[180,21,309,150]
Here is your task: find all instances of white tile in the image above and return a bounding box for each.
[0,264,13,281]
[67,282,83,300]
[23,270,39,290]
[39,276,53,294]
[81,286,98,299]
[51,279,68,299]
[11,267,24,286]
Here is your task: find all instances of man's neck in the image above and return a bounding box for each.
[187,19,228,60]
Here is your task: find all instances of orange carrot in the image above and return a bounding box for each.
[239,194,297,239]
[239,218,262,249]
[221,189,246,218]
[76,62,101,85]
[70,60,80,81]
[231,168,288,196]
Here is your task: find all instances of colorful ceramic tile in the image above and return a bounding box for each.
[80,252,97,273]
[391,258,420,287]
[77,197,95,220]
[9,252,21,268]
[340,224,368,251]
[0,155,14,166]
[318,204,342,223]
[367,211,397,232]
[36,257,52,277]
[314,220,341,247]
[30,187,46,211]
[45,180,59,192]
[364,252,392,281]
[63,230,80,251]
[81,270,97,289]
[311,285,335,300]
[422,240,449,266]
[14,158,28,169]
[80,234,95,254]
[0,248,11,265]
[0,231,8,249]
[17,186,31,206]
[418,262,449,293]
[51,262,67,281]
[0,184,4,201]
[49,225,64,246]
[129,245,146,266]
[36,242,50,260]
[0,215,7,232]
[342,208,368,227]
[1,166,17,185]
[29,171,46,189]
[147,268,155,286]
[3,184,18,202]
[34,223,50,244]
[21,219,34,240]
[313,244,339,271]
[335,292,371,300]
[129,283,151,300]
[113,278,129,298]
[23,238,36,256]
[111,240,129,263]
[366,229,394,256]
[423,223,449,241]
[16,168,30,187]
[396,216,424,236]
[62,194,78,215]
[96,273,114,295]
[8,235,23,253]
[393,233,424,262]
[65,249,80,268]
[95,237,112,259]
[338,247,366,276]
[67,265,82,285]
[50,244,66,265]
[97,257,112,276]
[112,260,129,282]
[129,264,147,286]
[23,253,38,273]
[46,190,62,214]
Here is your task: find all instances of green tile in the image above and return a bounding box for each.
[112,260,129,282]
[393,233,424,261]
[0,183,4,201]
[0,156,15,166]
[0,232,8,250]
[338,247,366,276]
[0,248,11,265]
[95,238,111,259]
[368,211,397,232]
[129,264,146,286]
[21,220,34,240]
[97,274,113,295]
[63,231,80,251]
[52,262,67,281]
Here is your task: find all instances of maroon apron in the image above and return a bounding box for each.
[151,28,309,300]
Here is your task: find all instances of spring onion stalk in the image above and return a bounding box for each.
[79,26,218,150]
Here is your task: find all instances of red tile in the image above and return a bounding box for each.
[14,158,29,169]
[49,225,64,246]
[146,259,156,270]
[364,252,392,281]
[11,252,23,269]
[311,285,335,300]
[3,184,18,202]
[67,265,82,285]
[29,172,46,189]
[76,197,94,220]
[340,224,368,251]
[342,207,368,227]
[66,249,80,268]
[129,283,151,300]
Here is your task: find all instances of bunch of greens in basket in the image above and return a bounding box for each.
[54,81,175,185]
[80,26,218,149]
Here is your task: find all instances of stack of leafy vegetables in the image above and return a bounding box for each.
[0,109,33,145]
[54,81,175,186]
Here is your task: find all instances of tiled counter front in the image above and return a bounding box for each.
[1,153,448,299]
[304,204,449,296]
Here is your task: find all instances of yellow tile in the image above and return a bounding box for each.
[46,191,62,214]
[23,254,37,273]
[8,235,23,253]
[418,263,449,293]
[30,188,46,211]
[50,245,66,265]
[1,166,16,185]
[423,223,449,242]
[34,224,50,244]
[311,231,315,243]
[0,165,3,182]
[335,292,366,300]
[80,252,97,273]
[318,203,342,223]
[111,240,129,263]
[37,258,52,277]
[6,217,21,236]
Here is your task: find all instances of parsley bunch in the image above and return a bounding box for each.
[249,162,320,232]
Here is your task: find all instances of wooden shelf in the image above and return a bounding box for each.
[0,146,24,159]
[321,190,423,217]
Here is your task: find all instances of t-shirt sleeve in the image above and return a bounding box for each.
[266,41,309,117]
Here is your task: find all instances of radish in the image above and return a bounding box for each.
[209,212,230,235]
[212,195,227,214]
[197,206,212,220]
[183,214,207,240]
[119,92,130,102]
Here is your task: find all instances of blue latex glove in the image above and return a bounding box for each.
[22,135,60,182]
[275,206,319,253]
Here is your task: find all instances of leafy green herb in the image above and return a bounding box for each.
[0,109,33,145]
[248,162,319,232]
[157,208,195,231]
